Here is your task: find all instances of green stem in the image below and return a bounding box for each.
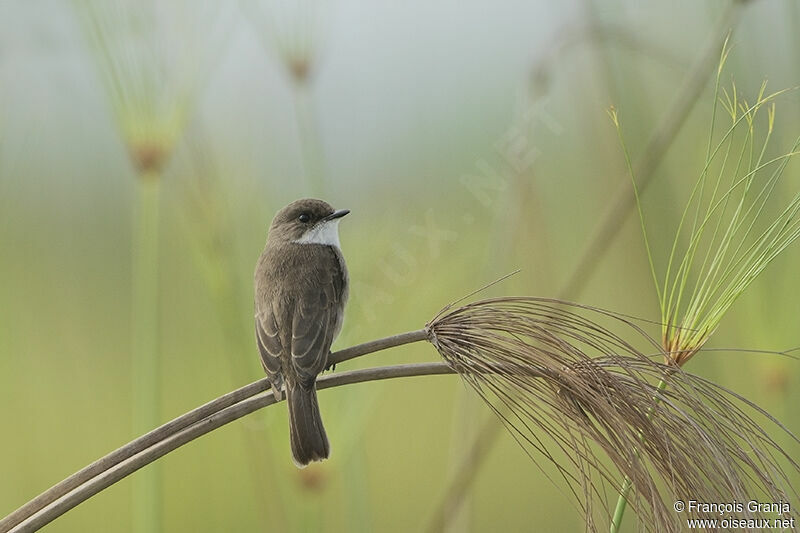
[609,476,633,533]
[609,378,668,533]
[131,173,162,533]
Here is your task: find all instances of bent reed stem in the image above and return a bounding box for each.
[0,329,429,533]
[7,362,454,533]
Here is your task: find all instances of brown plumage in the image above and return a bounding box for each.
[254,198,349,467]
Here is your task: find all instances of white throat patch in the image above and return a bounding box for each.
[294,219,342,248]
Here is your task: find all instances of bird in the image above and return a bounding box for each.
[254,198,349,467]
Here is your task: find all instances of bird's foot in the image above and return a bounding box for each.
[324,355,336,373]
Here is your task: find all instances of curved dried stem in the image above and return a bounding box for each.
[5,363,454,533]
[0,330,427,533]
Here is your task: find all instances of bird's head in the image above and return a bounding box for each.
[268,198,349,247]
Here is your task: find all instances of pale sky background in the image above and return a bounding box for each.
[0,1,796,234]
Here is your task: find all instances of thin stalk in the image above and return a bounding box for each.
[293,81,326,196]
[425,411,507,533]
[332,329,428,364]
[442,386,483,533]
[0,329,428,533]
[609,108,662,306]
[7,363,455,533]
[560,2,742,300]
[130,173,161,533]
[177,138,288,528]
[608,378,668,533]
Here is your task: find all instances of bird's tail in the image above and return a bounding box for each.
[286,381,330,467]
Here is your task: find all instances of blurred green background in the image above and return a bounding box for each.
[1,0,799,531]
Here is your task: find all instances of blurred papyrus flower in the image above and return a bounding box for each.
[242,0,329,195]
[72,3,233,532]
[74,0,233,179]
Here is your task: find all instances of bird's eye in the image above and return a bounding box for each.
[298,213,311,223]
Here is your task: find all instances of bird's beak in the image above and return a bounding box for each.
[325,209,350,221]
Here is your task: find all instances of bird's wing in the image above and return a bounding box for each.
[291,251,346,383]
[255,301,283,378]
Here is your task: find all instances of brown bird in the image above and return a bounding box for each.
[254,198,349,466]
